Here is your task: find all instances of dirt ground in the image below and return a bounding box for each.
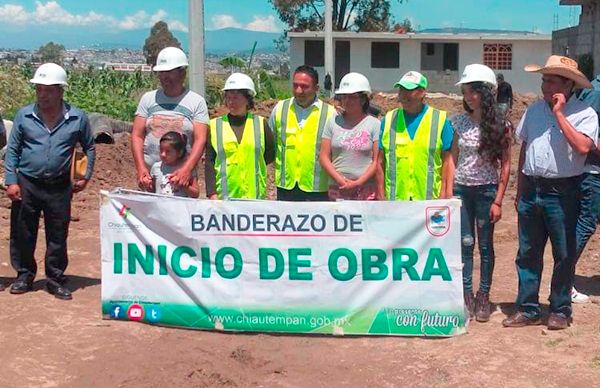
[0,94,599,387]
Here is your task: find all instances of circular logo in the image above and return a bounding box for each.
[127,304,145,321]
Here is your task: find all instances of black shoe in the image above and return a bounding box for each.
[0,282,5,292]
[46,282,72,300]
[10,280,33,294]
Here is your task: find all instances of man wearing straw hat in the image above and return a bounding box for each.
[502,56,598,330]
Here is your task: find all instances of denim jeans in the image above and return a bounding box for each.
[515,175,580,319]
[454,183,497,294]
[575,172,600,261]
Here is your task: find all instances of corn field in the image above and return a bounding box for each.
[0,65,289,122]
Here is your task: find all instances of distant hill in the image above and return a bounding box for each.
[0,27,281,53]
[418,27,540,35]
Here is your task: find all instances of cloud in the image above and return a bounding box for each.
[212,15,243,29]
[211,14,281,32]
[0,1,188,32]
[0,4,29,24]
[246,15,279,32]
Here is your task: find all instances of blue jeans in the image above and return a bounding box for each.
[454,183,497,294]
[575,173,600,261]
[515,175,580,319]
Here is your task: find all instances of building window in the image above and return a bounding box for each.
[371,42,399,68]
[420,43,458,71]
[426,43,435,56]
[305,40,324,67]
[483,44,512,70]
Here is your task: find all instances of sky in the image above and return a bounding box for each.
[0,0,582,38]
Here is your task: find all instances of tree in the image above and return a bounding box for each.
[219,56,247,74]
[37,42,65,64]
[393,18,415,33]
[143,21,182,66]
[269,0,407,32]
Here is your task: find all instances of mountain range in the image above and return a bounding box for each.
[0,27,281,53]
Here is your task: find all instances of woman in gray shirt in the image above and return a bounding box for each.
[320,73,380,200]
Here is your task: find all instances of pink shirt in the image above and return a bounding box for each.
[451,113,499,186]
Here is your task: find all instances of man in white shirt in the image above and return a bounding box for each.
[503,56,599,330]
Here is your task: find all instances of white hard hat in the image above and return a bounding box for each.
[30,63,68,86]
[223,72,256,96]
[335,72,371,94]
[153,47,189,72]
[456,64,497,87]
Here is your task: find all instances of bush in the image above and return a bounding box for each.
[0,65,35,119]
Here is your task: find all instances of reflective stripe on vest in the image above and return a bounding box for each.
[274,98,332,192]
[382,107,445,200]
[210,113,266,199]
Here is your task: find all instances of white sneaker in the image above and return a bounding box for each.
[571,287,590,304]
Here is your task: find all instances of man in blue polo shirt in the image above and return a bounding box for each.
[570,72,600,304]
[4,63,96,300]
[376,71,454,200]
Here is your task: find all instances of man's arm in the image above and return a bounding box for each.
[169,121,208,187]
[375,149,385,200]
[73,113,96,192]
[514,141,527,210]
[440,151,454,199]
[0,116,6,150]
[553,93,594,154]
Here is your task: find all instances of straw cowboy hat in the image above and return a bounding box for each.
[524,55,592,89]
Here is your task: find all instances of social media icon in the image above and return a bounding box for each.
[110,304,125,319]
[147,306,162,323]
[127,304,145,321]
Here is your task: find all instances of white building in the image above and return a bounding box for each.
[288,31,551,93]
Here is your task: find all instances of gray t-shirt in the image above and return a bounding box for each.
[150,161,198,197]
[136,89,209,167]
[322,114,380,181]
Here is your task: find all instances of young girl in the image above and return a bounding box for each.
[452,64,512,322]
[151,131,200,198]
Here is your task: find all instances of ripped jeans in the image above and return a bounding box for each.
[454,183,497,294]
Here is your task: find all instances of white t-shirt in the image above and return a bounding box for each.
[150,161,197,197]
[136,89,209,167]
[516,97,599,178]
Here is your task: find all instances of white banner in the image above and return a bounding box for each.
[100,190,466,336]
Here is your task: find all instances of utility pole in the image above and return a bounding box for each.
[189,0,205,96]
[324,0,334,97]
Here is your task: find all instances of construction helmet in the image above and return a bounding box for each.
[30,63,68,86]
[153,47,189,72]
[335,72,372,94]
[223,73,256,96]
[456,64,497,87]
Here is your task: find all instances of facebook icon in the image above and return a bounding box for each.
[110,305,125,319]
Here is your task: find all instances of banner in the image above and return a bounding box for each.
[101,190,466,336]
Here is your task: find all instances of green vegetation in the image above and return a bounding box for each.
[0,65,290,122]
[0,65,35,119]
[64,69,158,121]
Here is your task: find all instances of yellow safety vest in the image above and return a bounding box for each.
[273,98,333,192]
[381,106,446,200]
[209,113,266,199]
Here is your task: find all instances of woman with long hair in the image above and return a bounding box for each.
[452,64,512,322]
